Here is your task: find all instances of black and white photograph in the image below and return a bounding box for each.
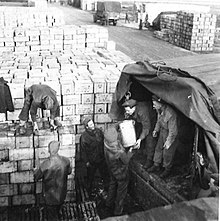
[0,0,219,220]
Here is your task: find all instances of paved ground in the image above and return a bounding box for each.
[49,3,196,61]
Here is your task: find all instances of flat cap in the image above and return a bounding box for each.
[81,116,92,126]
[122,99,137,108]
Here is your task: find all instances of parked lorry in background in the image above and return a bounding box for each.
[93,1,121,26]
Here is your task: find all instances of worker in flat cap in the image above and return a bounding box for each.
[122,98,156,170]
[104,126,135,216]
[34,141,72,221]
[19,84,62,134]
[147,95,178,178]
[80,116,109,197]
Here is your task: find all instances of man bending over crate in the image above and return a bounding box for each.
[18,84,62,134]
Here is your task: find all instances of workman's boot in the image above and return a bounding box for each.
[159,169,171,179]
[147,164,161,173]
[143,160,153,170]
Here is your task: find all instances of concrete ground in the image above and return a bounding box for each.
[48,3,196,61]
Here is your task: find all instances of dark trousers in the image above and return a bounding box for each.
[45,205,61,221]
[19,96,32,121]
[105,174,129,216]
[87,160,109,194]
[144,133,157,161]
[153,129,178,170]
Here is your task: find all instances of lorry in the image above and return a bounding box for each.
[93,1,121,26]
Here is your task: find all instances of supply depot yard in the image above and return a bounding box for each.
[0,0,219,221]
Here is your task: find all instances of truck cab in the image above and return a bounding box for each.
[93,1,121,26]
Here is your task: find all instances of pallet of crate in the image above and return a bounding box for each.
[0,45,135,207]
[0,25,111,54]
[157,11,217,52]
[0,7,64,28]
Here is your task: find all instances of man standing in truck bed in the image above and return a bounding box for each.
[80,117,109,197]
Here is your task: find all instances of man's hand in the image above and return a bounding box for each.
[20,120,26,127]
[152,130,158,137]
[33,167,37,172]
[134,139,141,149]
[86,162,90,167]
[33,167,39,175]
[50,120,58,131]
[33,122,39,132]
[163,140,171,150]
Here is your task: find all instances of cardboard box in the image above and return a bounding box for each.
[75,104,94,115]
[62,105,76,116]
[12,194,35,205]
[62,94,81,105]
[95,93,113,103]
[94,104,106,114]
[81,94,94,104]
[0,184,18,196]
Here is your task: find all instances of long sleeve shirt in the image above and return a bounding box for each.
[22,84,60,122]
[34,154,72,205]
[154,104,178,145]
[133,102,151,140]
[80,128,105,164]
[104,140,134,181]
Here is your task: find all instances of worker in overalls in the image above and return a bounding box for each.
[122,99,156,170]
[104,127,135,216]
[34,141,72,221]
[18,84,62,134]
[148,95,178,178]
[80,117,109,197]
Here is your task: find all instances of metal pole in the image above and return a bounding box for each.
[189,125,199,196]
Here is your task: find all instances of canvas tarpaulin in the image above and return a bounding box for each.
[110,61,220,173]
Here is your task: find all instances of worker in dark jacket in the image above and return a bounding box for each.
[148,95,178,178]
[104,126,135,216]
[34,141,72,221]
[19,84,61,134]
[0,77,14,113]
[122,99,156,169]
[80,117,109,196]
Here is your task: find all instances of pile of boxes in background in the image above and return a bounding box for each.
[0,25,112,54]
[0,7,64,28]
[154,10,217,51]
[0,8,134,205]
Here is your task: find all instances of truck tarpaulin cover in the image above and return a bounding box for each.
[110,61,220,173]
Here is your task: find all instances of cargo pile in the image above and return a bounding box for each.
[0,7,64,27]
[213,27,220,52]
[0,25,110,54]
[0,25,133,206]
[156,11,217,51]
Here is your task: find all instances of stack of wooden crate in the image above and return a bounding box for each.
[0,25,110,54]
[0,7,64,28]
[0,43,134,207]
[159,11,217,51]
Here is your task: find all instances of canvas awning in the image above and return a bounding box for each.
[110,60,220,173]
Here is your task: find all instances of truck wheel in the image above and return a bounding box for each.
[93,15,97,23]
[113,21,117,26]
